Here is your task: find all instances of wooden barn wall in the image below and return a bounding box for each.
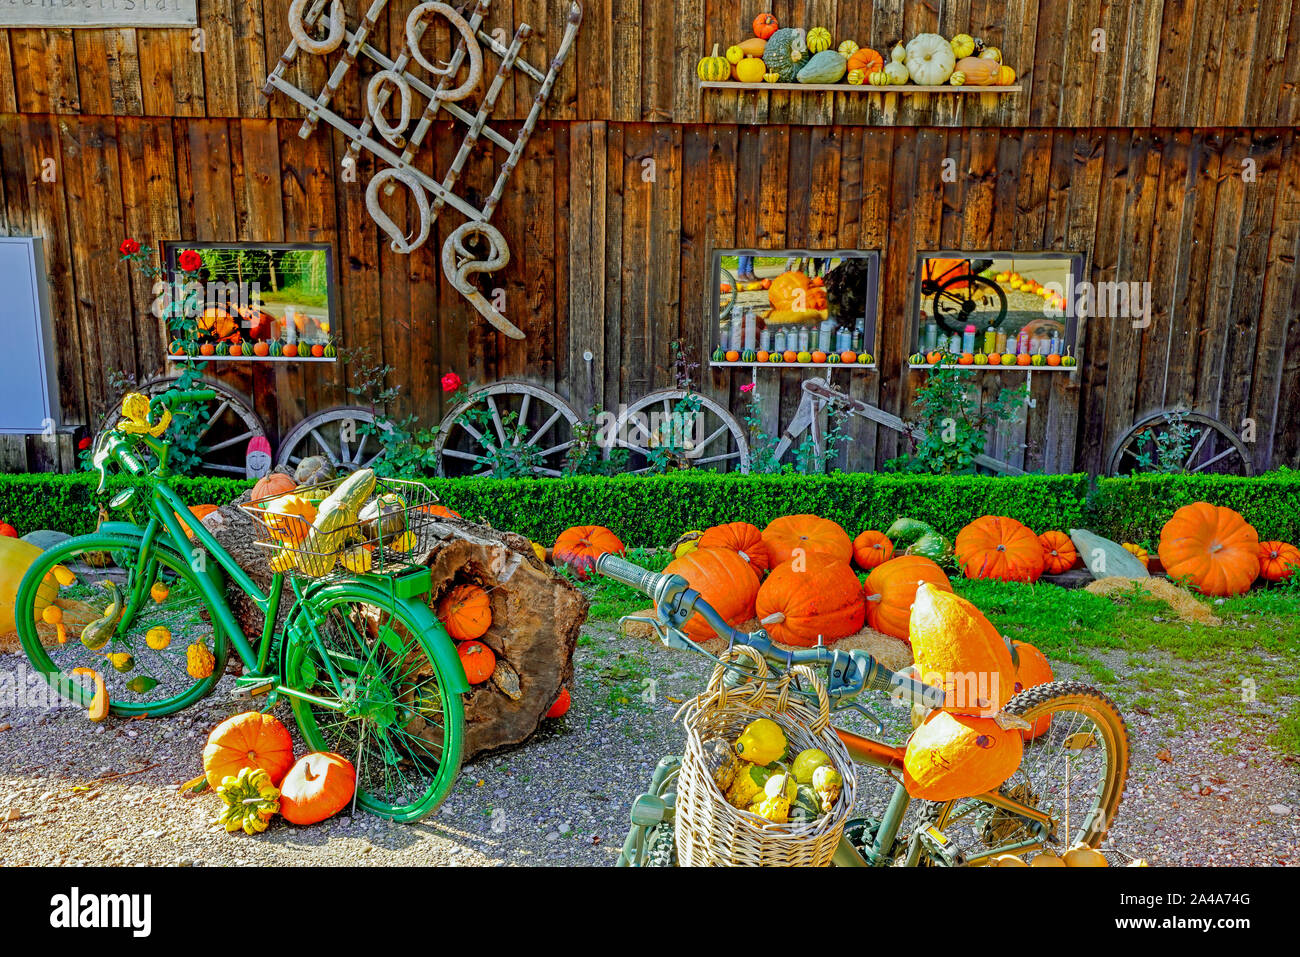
[0,0,1295,128]
[1,115,1297,475]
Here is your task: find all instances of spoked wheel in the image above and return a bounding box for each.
[434,381,580,478]
[610,390,750,474]
[1107,409,1254,477]
[929,273,1007,336]
[282,584,464,821]
[14,534,229,717]
[95,375,266,477]
[276,406,393,474]
[923,681,1130,865]
[717,266,738,320]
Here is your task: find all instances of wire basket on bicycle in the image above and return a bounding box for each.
[241,471,449,581]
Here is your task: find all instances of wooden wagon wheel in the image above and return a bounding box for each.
[434,381,581,478]
[95,374,267,477]
[275,406,394,474]
[609,390,750,474]
[1106,409,1254,477]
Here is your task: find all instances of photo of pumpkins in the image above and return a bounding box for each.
[696,18,1018,90]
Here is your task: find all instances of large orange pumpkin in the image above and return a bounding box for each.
[852,530,894,570]
[438,583,492,641]
[552,525,625,580]
[1258,541,1300,582]
[698,521,772,575]
[1037,530,1077,575]
[1011,640,1053,739]
[251,471,297,502]
[862,555,952,641]
[663,547,760,641]
[909,584,1016,715]
[754,555,865,647]
[847,47,884,75]
[1157,502,1259,596]
[903,709,1024,802]
[955,515,1046,583]
[279,751,356,826]
[202,711,296,788]
[768,270,814,311]
[762,514,853,567]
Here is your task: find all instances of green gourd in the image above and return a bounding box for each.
[296,468,378,577]
[741,349,758,363]
[826,352,841,364]
[762,28,808,82]
[797,50,847,84]
[216,767,281,835]
[80,582,123,650]
[905,530,955,565]
[885,517,938,550]
[269,340,284,358]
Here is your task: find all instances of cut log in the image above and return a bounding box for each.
[201,488,588,761]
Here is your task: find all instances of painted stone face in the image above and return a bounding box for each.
[245,448,272,479]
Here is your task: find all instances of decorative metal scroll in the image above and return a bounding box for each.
[262,0,583,340]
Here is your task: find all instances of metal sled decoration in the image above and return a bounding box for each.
[262,0,583,340]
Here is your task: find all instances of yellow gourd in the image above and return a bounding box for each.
[1063,844,1110,867]
[150,581,169,603]
[735,56,766,83]
[846,69,865,85]
[146,626,172,650]
[725,44,745,65]
[340,545,373,574]
[187,640,215,679]
[696,44,730,82]
[806,27,832,54]
[71,667,109,722]
[0,537,64,631]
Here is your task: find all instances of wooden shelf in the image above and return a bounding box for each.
[711,361,876,370]
[908,363,1075,371]
[700,81,1022,94]
[167,355,337,363]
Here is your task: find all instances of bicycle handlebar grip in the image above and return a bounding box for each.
[594,554,668,596]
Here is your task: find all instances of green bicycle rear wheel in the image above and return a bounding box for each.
[282,583,465,822]
[15,533,229,718]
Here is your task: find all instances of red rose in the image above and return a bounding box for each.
[740,382,755,393]
[78,436,92,450]
[178,249,202,273]
[441,372,462,393]
[118,238,140,256]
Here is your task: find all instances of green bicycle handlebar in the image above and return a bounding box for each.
[148,388,217,426]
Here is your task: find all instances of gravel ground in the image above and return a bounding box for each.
[1,625,1296,867]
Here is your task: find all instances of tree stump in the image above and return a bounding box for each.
[201,484,588,761]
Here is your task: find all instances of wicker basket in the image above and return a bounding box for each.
[673,646,857,867]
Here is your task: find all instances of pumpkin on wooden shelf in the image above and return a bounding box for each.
[458,640,496,685]
[663,547,760,642]
[805,27,832,53]
[838,40,860,57]
[553,525,625,580]
[735,56,767,83]
[752,12,779,40]
[203,711,296,788]
[996,65,1017,85]
[954,515,1046,583]
[762,514,853,566]
[737,37,767,58]
[846,69,866,85]
[762,27,808,83]
[1011,640,1053,739]
[1157,503,1259,597]
[798,50,847,84]
[697,44,731,81]
[279,752,356,826]
[755,555,865,647]
[725,44,746,64]
[1038,530,1078,575]
[852,530,894,571]
[1258,541,1300,582]
[847,47,884,76]
[909,584,1016,714]
[698,521,772,575]
[438,583,492,641]
[904,33,956,85]
[903,709,1023,802]
[862,555,952,642]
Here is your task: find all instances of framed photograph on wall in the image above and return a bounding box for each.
[709,249,881,367]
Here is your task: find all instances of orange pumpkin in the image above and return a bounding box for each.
[903,709,1024,802]
[698,521,772,575]
[262,494,317,545]
[202,711,296,788]
[1157,502,1259,596]
[852,530,894,570]
[752,12,779,39]
[955,515,1046,583]
[546,687,572,718]
[438,583,492,641]
[458,640,496,684]
[754,556,865,647]
[417,503,463,519]
[767,271,814,311]
[1122,542,1150,569]
[279,751,356,826]
[862,555,952,641]
[552,525,626,580]
[663,547,760,642]
[251,471,297,502]
[1037,530,1077,575]
[1258,541,1300,582]
[847,47,884,75]
[761,514,853,567]
[909,584,1016,715]
[176,504,220,541]
[1011,640,1053,739]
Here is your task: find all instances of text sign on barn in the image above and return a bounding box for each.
[0,0,197,29]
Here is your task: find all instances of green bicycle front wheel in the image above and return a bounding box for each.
[282,583,464,822]
[15,532,229,717]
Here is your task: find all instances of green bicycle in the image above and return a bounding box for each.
[15,387,467,821]
[597,555,1131,867]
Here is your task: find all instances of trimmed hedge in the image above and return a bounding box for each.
[2,469,1296,549]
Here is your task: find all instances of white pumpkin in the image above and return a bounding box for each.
[884,61,910,84]
[904,33,956,86]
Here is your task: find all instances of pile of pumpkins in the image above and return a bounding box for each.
[696,15,1017,88]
